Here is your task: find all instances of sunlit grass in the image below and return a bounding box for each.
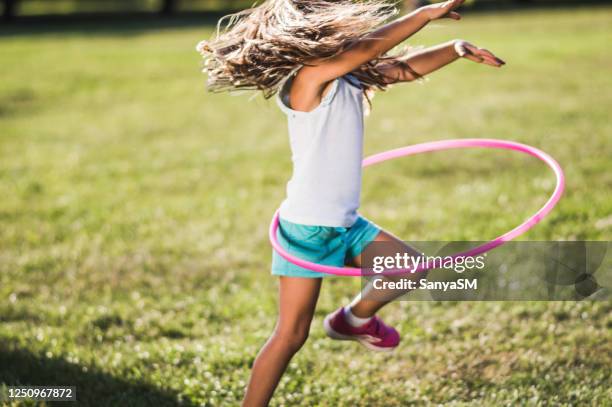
[0,7,611,406]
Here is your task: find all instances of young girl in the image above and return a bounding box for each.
[197,1,504,405]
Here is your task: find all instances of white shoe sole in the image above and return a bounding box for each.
[323,314,396,353]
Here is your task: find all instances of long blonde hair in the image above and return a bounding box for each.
[197,0,408,99]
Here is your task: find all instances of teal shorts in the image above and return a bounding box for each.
[271,216,381,278]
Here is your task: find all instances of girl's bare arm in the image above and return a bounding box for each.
[290,0,465,111]
[378,40,505,83]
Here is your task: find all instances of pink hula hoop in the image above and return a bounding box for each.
[269,138,565,277]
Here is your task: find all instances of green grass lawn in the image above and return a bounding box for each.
[1,6,611,406]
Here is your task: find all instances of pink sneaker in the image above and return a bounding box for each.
[323,307,400,352]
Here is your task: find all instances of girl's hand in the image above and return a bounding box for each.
[454,40,506,67]
[421,0,465,21]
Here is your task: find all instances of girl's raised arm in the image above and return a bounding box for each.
[286,0,465,111]
[299,0,465,85]
[377,40,505,83]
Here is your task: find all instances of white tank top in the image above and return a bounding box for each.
[276,74,365,227]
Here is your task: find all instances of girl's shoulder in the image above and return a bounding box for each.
[276,73,362,117]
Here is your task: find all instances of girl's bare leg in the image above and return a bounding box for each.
[242,276,322,407]
[349,230,424,318]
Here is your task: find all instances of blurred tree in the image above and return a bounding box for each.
[160,0,176,15]
[3,0,17,21]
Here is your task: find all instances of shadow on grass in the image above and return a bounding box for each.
[0,12,234,38]
[1,2,611,38]
[0,345,196,407]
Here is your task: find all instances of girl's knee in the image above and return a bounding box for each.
[272,325,310,352]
